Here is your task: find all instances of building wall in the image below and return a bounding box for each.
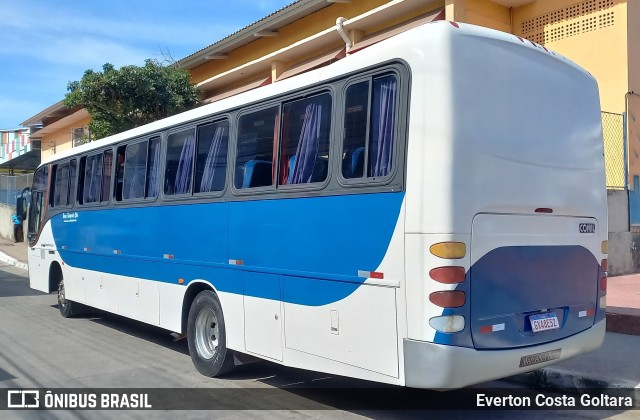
[39,117,90,161]
[628,93,640,194]
[627,0,640,189]
[0,129,30,167]
[512,0,628,114]
[608,189,633,274]
[445,0,511,32]
[189,0,391,86]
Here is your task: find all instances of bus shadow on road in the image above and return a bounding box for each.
[48,304,190,356]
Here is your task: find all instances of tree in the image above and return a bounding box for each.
[64,59,200,140]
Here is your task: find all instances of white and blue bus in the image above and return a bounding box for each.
[28,21,607,389]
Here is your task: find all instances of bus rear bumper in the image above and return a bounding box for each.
[403,319,605,389]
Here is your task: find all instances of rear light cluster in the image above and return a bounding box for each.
[600,258,607,292]
[428,242,466,333]
[599,257,607,310]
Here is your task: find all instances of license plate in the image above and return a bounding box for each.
[529,312,560,333]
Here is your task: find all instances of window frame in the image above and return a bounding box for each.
[193,117,230,198]
[336,69,403,188]
[231,87,335,197]
[50,159,76,209]
[77,148,113,207]
[275,90,334,191]
[162,125,198,200]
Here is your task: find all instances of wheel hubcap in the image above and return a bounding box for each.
[195,307,219,360]
[58,279,66,309]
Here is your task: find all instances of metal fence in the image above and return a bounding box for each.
[602,111,626,190]
[0,174,32,206]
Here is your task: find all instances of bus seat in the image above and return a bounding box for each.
[287,155,328,184]
[311,157,328,182]
[351,147,364,178]
[242,160,272,188]
[342,147,365,178]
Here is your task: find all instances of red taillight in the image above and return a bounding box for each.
[429,291,466,308]
[450,21,460,28]
[535,208,553,213]
[601,259,608,272]
[429,267,465,284]
[600,276,607,291]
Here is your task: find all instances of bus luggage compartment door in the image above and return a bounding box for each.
[469,214,600,349]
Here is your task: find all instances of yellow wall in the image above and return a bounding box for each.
[628,0,640,93]
[189,0,392,86]
[446,0,511,32]
[40,116,91,161]
[512,0,628,114]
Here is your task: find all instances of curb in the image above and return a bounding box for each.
[606,311,640,336]
[507,368,640,407]
[0,250,28,271]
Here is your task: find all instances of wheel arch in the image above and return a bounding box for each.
[181,280,218,334]
[48,261,63,293]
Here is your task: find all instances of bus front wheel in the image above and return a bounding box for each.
[187,290,235,377]
[57,275,77,318]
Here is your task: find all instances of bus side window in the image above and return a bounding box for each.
[77,157,86,205]
[102,150,113,202]
[52,162,70,207]
[278,93,332,185]
[49,164,59,208]
[235,107,278,189]
[146,137,161,198]
[342,74,398,180]
[115,146,126,201]
[165,129,196,196]
[195,120,229,194]
[69,159,77,206]
[28,165,49,238]
[123,141,148,200]
[83,153,104,204]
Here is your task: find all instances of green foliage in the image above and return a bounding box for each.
[64,59,200,140]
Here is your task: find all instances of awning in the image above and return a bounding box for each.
[0,149,41,172]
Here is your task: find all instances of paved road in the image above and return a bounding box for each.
[0,262,637,419]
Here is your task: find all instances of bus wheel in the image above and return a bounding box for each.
[57,275,76,318]
[187,290,235,377]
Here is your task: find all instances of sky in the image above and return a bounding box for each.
[0,0,293,129]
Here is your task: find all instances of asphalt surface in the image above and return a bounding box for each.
[0,262,637,419]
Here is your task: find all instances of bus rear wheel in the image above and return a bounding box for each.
[187,290,235,377]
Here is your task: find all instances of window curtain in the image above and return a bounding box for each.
[86,155,103,203]
[146,140,161,197]
[199,127,225,192]
[175,134,195,194]
[289,102,322,184]
[369,77,396,177]
[124,144,146,200]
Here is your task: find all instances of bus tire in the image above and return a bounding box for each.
[57,274,77,318]
[187,290,235,377]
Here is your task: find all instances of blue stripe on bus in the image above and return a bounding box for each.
[52,192,404,306]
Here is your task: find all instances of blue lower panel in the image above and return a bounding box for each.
[469,245,599,349]
[52,192,404,307]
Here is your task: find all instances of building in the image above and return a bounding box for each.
[20,0,637,271]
